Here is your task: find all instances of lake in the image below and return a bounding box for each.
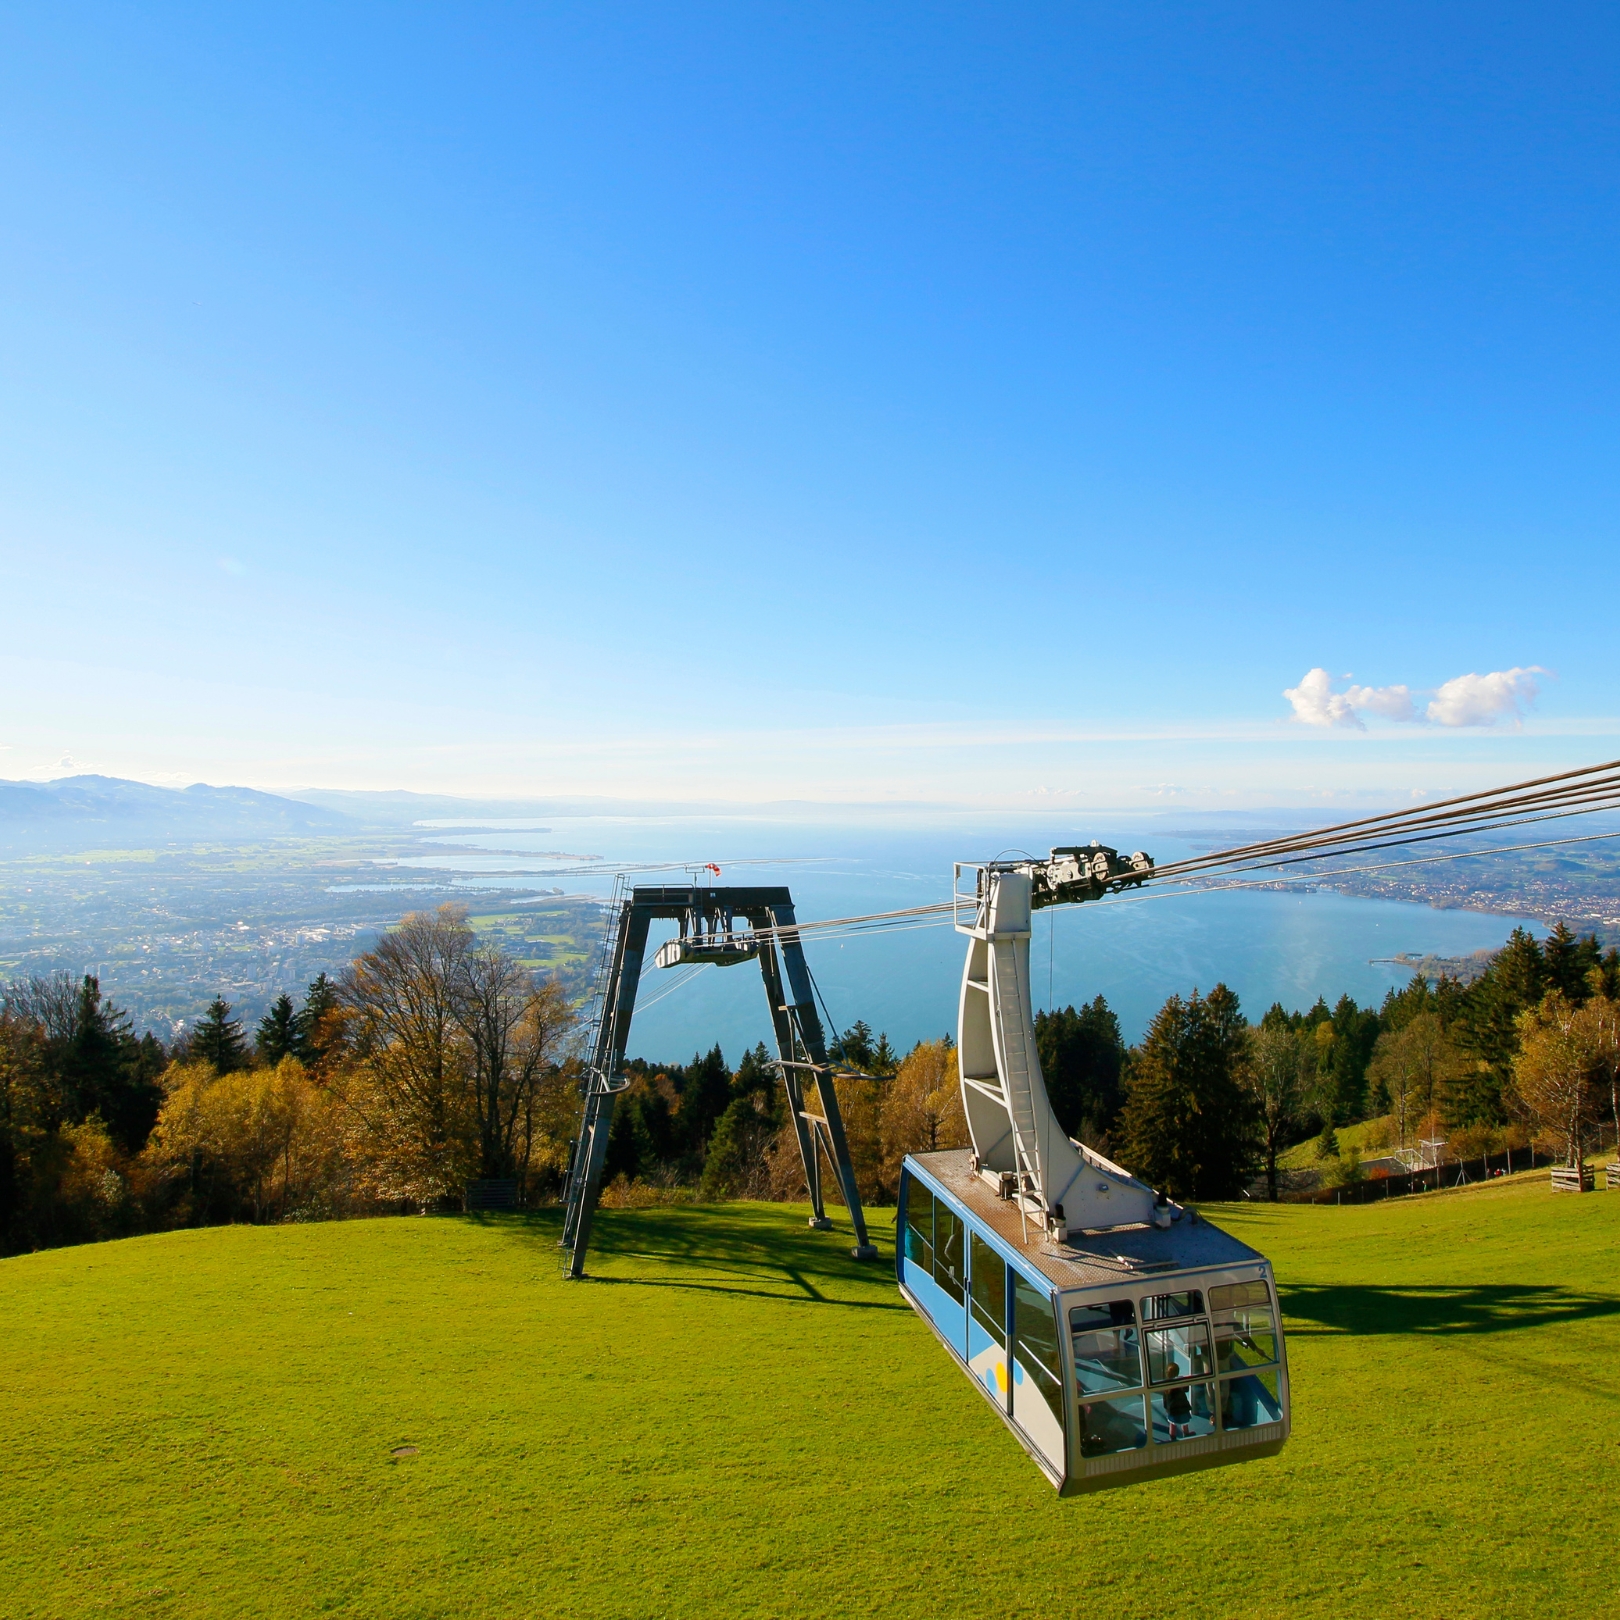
[387,811,1540,1063]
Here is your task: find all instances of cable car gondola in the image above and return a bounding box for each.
[896,856,1289,1493]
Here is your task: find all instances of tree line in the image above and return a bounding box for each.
[3,909,1616,1255]
[560,924,1620,1210]
[1118,923,1620,1203]
[0,907,577,1254]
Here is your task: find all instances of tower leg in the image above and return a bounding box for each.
[562,901,650,1278]
[564,1091,617,1278]
[773,907,879,1259]
[759,940,828,1226]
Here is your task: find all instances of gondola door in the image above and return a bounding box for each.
[1009,1266,1067,1476]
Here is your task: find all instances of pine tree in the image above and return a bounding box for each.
[697,1043,788,1199]
[1447,929,1614,1125]
[732,1042,779,1106]
[1598,948,1620,1001]
[1035,995,1127,1146]
[602,1100,651,1183]
[116,1029,168,1155]
[1328,994,1380,1122]
[1455,930,1547,1122]
[190,998,248,1073]
[1259,1002,1299,1034]
[62,976,163,1154]
[1541,923,1603,1001]
[256,994,298,1062]
[836,1021,876,1069]
[293,973,340,1063]
[626,1072,679,1167]
[677,1045,731,1160]
[1382,973,1438,1033]
[1119,985,1257,1201]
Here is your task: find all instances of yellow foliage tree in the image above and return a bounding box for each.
[880,1038,967,1192]
[144,1057,345,1222]
[330,906,580,1206]
[763,1039,967,1207]
[1365,1012,1466,1151]
[1511,991,1609,1167]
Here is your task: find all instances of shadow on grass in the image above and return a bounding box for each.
[464,1204,911,1311]
[1281,1282,1620,1338]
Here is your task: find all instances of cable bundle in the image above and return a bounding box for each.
[726,758,1620,944]
[1143,757,1620,887]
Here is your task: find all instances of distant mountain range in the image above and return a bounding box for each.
[0,776,356,849]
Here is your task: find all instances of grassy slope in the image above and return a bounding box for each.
[1277,1114,1391,1169]
[2,1179,1617,1620]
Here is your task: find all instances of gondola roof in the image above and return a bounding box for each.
[910,1148,1268,1293]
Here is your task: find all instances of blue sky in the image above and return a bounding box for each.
[1,4,1616,806]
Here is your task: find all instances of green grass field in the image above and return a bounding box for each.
[1277,1114,1391,1169]
[3,1176,1617,1620]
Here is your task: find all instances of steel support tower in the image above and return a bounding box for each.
[561,883,879,1278]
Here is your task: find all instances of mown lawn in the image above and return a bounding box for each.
[1,1176,1616,1620]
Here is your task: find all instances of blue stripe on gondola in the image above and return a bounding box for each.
[902,1257,967,1358]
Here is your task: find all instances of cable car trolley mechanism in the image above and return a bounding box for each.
[897,847,1290,1494]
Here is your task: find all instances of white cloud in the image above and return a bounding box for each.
[1426,667,1544,727]
[1344,682,1417,723]
[1284,666,1544,729]
[1283,668,1363,728]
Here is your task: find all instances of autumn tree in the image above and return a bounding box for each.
[879,1037,967,1190]
[143,1056,346,1224]
[455,943,578,1180]
[1583,982,1620,1154]
[337,906,479,1203]
[1365,1012,1466,1148]
[1511,991,1605,1167]
[334,906,576,1204]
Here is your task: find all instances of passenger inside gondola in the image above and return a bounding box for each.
[1079,1397,1147,1457]
[1150,1372,1215,1442]
[1163,1365,1190,1430]
[1220,1370,1283,1429]
[1210,1279,1283,1429]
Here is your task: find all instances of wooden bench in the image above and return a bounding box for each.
[1607,1162,1620,1191]
[466,1178,520,1210]
[1550,1165,1593,1193]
